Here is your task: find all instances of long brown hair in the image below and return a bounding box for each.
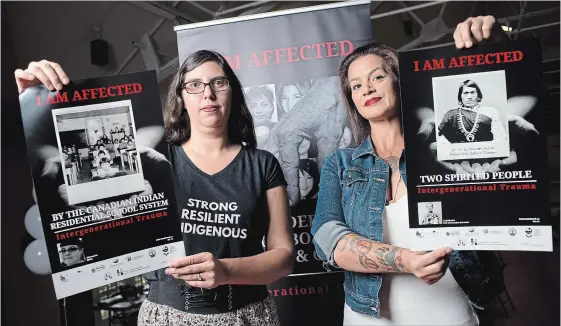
[163,50,257,147]
[338,42,400,144]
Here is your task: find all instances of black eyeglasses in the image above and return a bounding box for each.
[59,246,80,254]
[181,77,230,94]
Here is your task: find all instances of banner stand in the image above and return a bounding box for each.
[173,2,373,325]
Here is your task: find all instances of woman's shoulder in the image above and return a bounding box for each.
[323,147,358,169]
[242,146,279,164]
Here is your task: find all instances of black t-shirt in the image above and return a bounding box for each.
[170,144,287,260]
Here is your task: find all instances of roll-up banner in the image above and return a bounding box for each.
[174,1,372,324]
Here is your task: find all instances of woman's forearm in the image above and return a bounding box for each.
[220,248,294,285]
[333,233,412,273]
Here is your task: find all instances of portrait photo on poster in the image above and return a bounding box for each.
[244,84,279,149]
[57,237,86,268]
[432,70,510,161]
[275,79,313,121]
[417,201,443,225]
[51,99,145,205]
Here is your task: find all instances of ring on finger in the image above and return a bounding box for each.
[198,272,203,281]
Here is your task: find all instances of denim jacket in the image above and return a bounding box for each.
[311,136,500,318]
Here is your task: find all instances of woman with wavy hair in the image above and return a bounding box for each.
[312,16,507,325]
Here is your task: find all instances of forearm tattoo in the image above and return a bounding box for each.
[336,235,349,252]
[375,247,407,272]
[344,236,406,272]
[359,255,380,269]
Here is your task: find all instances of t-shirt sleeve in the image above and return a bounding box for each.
[263,151,287,190]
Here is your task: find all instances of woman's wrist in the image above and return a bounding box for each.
[218,258,234,285]
[400,248,414,274]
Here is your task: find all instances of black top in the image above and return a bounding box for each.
[144,144,287,313]
[170,145,286,259]
[438,108,493,143]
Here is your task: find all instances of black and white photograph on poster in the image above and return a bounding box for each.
[57,238,86,267]
[244,84,279,149]
[418,202,443,225]
[264,76,349,207]
[51,100,145,205]
[398,38,552,252]
[297,157,320,201]
[432,70,510,161]
[276,80,312,121]
[339,123,353,149]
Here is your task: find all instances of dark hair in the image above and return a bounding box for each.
[163,50,257,147]
[299,159,320,199]
[338,42,400,144]
[276,80,312,116]
[59,238,83,248]
[457,80,483,105]
[246,85,274,107]
[301,135,319,158]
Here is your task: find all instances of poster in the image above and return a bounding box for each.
[18,71,185,299]
[174,1,372,325]
[398,38,553,252]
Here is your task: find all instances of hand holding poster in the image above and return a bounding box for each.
[18,71,185,299]
[399,38,552,251]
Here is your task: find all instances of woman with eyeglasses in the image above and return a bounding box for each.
[58,238,86,267]
[15,50,294,326]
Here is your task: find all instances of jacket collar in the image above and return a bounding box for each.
[352,136,374,160]
[351,135,406,162]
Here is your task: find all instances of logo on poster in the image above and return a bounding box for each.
[91,265,106,273]
[509,228,517,236]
